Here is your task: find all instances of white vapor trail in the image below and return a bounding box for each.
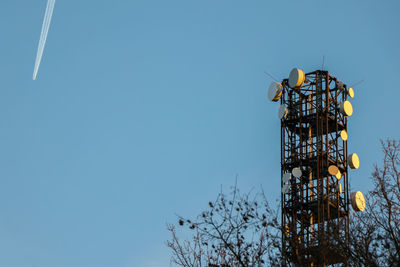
[33,0,56,80]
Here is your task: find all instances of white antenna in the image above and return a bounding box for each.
[349,79,364,88]
[264,71,279,82]
[33,0,56,80]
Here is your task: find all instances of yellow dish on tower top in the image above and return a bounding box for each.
[288,68,305,88]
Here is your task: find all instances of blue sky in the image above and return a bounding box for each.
[0,0,399,266]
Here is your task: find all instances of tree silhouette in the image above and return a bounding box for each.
[167,184,282,267]
[340,139,400,266]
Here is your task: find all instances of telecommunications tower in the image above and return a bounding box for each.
[268,69,366,266]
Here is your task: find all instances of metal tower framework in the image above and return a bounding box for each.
[281,70,350,266]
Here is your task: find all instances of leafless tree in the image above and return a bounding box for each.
[363,139,399,265]
[166,184,282,267]
[336,139,400,266]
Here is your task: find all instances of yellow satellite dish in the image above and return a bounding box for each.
[340,101,353,117]
[348,87,355,98]
[328,165,341,180]
[351,191,366,212]
[278,104,289,119]
[328,165,339,176]
[268,82,283,102]
[348,153,360,169]
[292,167,302,178]
[340,130,348,141]
[335,170,342,180]
[288,68,305,88]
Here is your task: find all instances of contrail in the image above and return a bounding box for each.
[33,0,56,80]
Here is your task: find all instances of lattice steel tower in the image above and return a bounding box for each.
[268,68,364,266]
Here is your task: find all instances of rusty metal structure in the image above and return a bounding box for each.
[280,70,350,266]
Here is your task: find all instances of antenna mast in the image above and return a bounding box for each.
[267,68,365,266]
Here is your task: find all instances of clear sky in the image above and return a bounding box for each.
[0,0,399,266]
